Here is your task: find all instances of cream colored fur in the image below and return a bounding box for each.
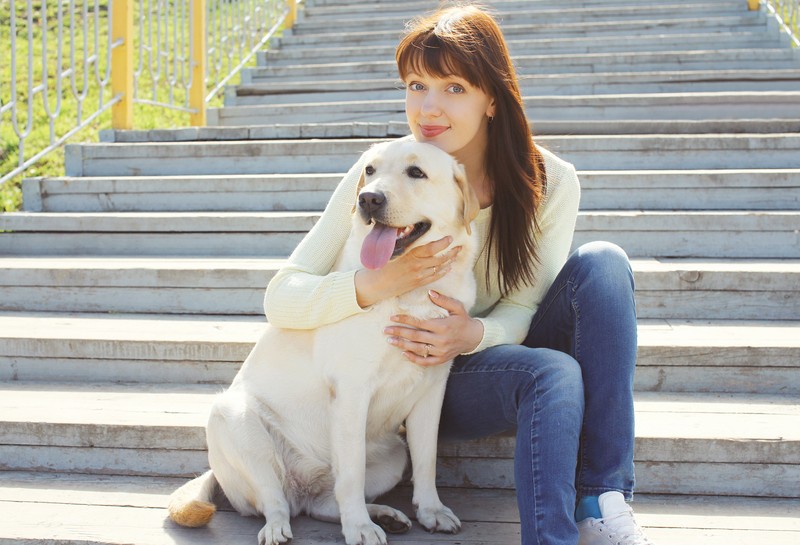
[167,140,480,545]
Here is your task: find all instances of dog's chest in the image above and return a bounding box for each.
[314,300,447,415]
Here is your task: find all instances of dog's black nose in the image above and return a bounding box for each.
[358,191,386,218]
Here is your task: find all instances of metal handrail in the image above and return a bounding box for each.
[1,0,297,186]
[751,0,800,46]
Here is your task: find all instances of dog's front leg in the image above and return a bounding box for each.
[329,381,387,545]
[405,372,461,534]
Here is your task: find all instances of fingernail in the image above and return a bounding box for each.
[428,289,438,298]
[387,337,397,345]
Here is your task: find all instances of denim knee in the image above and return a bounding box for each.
[573,241,633,287]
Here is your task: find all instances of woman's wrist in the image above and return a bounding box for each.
[461,317,485,355]
[355,268,387,308]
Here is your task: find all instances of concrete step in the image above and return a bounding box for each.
[245,49,800,83]
[23,168,800,213]
[3,472,797,544]
[1,312,797,395]
[296,0,746,29]
[1,210,797,258]
[304,0,743,12]
[437,392,800,497]
[22,172,347,213]
[0,312,264,385]
[211,91,800,125]
[278,14,768,47]
[0,256,796,320]
[60,136,800,176]
[261,32,783,66]
[290,7,753,39]
[227,69,800,105]
[104,118,800,139]
[0,381,795,498]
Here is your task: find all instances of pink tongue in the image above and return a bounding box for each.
[361,223,400,270]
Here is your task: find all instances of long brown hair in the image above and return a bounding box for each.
[396,5,545,295]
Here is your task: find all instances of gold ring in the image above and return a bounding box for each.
[433,266,437,275]
[423,344,431,357]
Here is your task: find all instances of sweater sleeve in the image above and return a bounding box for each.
[263,152,371,329]
[467,155,581,353]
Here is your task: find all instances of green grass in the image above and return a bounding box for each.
[0,0,272,212]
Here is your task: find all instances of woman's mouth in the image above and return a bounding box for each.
[420,124,449,138]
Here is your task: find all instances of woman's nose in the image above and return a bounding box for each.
[421,92,442,117]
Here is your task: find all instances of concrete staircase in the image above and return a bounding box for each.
[2,0,799,543]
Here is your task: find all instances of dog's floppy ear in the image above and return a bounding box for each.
[351,168,366,214]
[454,161,480,235]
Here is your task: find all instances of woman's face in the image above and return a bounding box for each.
[404,71,495,163]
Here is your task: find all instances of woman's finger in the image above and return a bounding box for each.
[410,236,453,258]
[428,289,467,315]
[387,333,435,356]
[402,348,449,367]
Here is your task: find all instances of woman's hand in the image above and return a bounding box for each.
[384,290,484,366]
[355,236,461,308]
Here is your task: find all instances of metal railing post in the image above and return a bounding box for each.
[190,0,208,126]
[748,0,761,10]
[286,0,298,28]
[111,0,134,129]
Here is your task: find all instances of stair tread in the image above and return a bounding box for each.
[5,209,799,220]
[0,381,797,450]
[236,68,800,88]
[0,256,798,292]
[25,167,800,181]
[1,472,797,544]
[0,310,796,348]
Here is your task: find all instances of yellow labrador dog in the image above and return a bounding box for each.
[168,140,480,545]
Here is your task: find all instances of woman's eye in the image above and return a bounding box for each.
[408,82,425,91]
[449,84,465,94]
[365,165,375,176]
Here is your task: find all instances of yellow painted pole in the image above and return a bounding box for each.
[190,0,207,127]
[111,0,133,129]
[747,0,760,10]
[286,0,297,28]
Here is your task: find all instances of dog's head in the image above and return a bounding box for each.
[354,140,480,270]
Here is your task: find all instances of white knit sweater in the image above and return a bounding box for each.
[264,139,580,353]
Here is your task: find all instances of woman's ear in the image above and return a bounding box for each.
[453,161,480,235]
[486,97,496,119]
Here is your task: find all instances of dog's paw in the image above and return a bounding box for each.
[416,503,461,534]
[258,518,293,545]
[371,504,412,534]
[343,521,387,545]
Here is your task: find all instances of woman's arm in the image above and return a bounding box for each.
[263,155,368,329]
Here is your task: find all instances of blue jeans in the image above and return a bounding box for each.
[439,241,637,545]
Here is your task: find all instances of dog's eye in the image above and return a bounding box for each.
[406,166,427,179]
[365,165,375,176]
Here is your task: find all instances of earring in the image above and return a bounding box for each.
[488,115,494,124]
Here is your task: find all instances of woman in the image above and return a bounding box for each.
[265,5,653,545]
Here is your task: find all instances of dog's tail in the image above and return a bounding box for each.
[168,470,218,528]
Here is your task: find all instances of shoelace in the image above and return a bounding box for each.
[595,509,654,545]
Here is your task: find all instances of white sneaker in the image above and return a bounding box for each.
[577,491,655,545]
